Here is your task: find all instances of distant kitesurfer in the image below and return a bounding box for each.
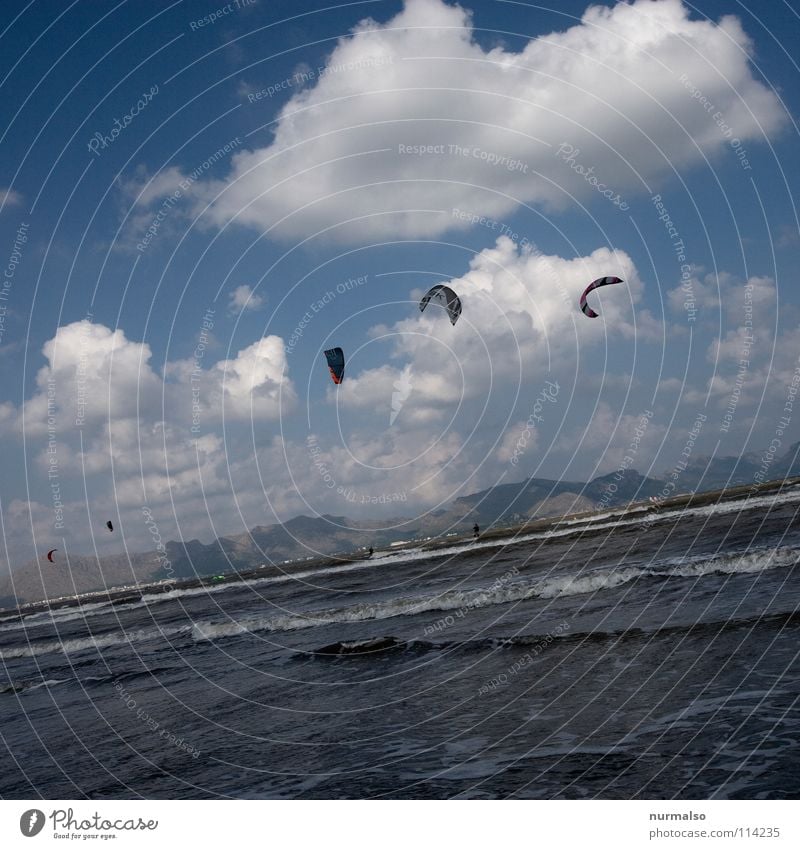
[106,520,114,532]
[368,547,374,558]
[473,523,480,539]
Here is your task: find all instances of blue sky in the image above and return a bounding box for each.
[1,0,799,570]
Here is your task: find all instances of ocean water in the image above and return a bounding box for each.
[1,490,799,799]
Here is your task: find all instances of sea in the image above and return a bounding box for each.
[2,488,799,799]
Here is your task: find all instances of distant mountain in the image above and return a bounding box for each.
[665,454,760,491]
[660,441,800,492]
[161,514,415,580]
[0,550,163,609]
[0,515,417,607]
[773,441,800,478]
[448,469,665,525]
[2,441,798,607]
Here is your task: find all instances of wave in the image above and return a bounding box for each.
[0,601,146,634]
[4,544,794,659]
[192,544,797,642]
[0,557,408,636]
[481,608,800,649]
[0,625,190,660]
[304,609,800,660]
[118,512,800,631]
[658,546,799,576]
[307,487,800,571]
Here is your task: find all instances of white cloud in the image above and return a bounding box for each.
[339,236,647,411]
[336,363,459,422]
[496,420,539,464]
[701,275,775,371]
[290,236,656,513]
[668,269,776,324]
[19,321,163,439]
[305,426,475,508]
[556,402,666,475]
[121,165,186,208]
[209,336,295,419]
[165,336,296,424]
[311,235,659,497]
[194,0,784,242]
[115,166,197,251]
[1,262,793,571]
[228,284,265,315]
[0,321,296,566]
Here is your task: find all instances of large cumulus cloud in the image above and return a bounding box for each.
[336,235,647,425]
[195,0,784,242]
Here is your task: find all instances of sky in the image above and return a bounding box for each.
[1,0,799,571]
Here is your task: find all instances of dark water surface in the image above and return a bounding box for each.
[2,491,799,798]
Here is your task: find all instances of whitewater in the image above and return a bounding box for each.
[1,487,799,798]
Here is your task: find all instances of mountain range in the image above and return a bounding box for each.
[2,441,798,607]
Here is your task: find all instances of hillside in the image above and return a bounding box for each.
[0,550,163,609]
[448,469,664,525]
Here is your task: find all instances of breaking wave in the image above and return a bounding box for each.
[0,625,190,660]
[192,545,797,642]
[2,544,794,659]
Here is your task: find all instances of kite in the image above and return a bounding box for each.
[579,276,624,318]
[419,285,462,326]
[324,347,345,384]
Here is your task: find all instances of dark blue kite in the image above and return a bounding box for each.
[324,347,345,385]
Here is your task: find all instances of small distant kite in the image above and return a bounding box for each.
[46,549,57,563]
[579,276,624,318]
[324,347,345,385]
[419,285,462,326]
[106,521,114,532]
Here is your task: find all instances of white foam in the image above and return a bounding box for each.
[190,544,797,642]
[4,542,792,658]
[661,546,799,577]
[0,625,190,660]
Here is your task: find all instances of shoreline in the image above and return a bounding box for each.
[3,475,799,620]
[402,474,800,553]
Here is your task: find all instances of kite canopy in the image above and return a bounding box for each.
[46,549,57,563]
[324,347,345,384]
[579,276,624,318]
[419,285,462,326]
[106,521,114,532]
